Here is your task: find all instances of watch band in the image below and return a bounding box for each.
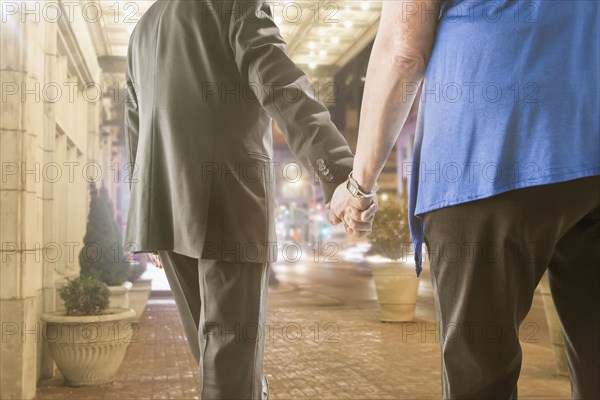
[346,172,377,198]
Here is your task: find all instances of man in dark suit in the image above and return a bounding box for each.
[124,1,377,398]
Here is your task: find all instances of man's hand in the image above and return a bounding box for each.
[327,182,378,237]
[149,252,163,269]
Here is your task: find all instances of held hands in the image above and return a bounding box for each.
[327,182,378,238]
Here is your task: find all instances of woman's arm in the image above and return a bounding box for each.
[353,0,439,192]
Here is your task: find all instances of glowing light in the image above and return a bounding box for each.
[361,2,370,11]
[319,50,327,57]
[331,36,340,44]
[344,20,353,28]
[308,62,317,70]
[294,264,308,274]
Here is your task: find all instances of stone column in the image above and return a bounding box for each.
[39,9,59,381]
[1,9,46,399]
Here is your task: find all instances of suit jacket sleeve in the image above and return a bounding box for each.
[124,45,140,191]
[227,0,354,203]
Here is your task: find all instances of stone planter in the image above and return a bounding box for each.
[108,281,133,309]
[41,308,136,386]
[371,262,420,322]
[539,273,570,377]
[128,278,152,322]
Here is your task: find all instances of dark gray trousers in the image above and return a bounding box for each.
[158,251,270,400]
[423,175,600,399]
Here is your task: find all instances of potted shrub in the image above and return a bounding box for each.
[79,183,132,309]
[127,262,152,322]
[369,199,420,322]
[41,276,136,386]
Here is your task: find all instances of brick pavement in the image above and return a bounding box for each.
[36,284,571,400]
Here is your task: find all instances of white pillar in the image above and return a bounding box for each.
[0,11,45,399]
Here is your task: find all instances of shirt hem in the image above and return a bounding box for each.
[414,169,600,217]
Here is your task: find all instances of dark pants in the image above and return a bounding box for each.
[158,251,270,400]
[423,176,600,399]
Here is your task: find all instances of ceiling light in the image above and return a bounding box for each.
[344,20,353,28]
[331,36,340,44]
[308,62,317,70]
[361,2,370,11]
[319,50,327,57]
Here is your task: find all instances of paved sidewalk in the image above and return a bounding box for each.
[36,280,571,399]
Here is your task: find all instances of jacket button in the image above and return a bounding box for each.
[318,163,326,172]
[325,174,334,182]
[322,168,330,176]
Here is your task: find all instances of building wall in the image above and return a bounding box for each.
[0,5,109,399]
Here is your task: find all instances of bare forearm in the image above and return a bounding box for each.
[353,41,424,191]
[352,0,438,192]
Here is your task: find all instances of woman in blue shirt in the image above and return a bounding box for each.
[328,0,599,398]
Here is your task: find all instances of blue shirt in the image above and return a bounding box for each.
[409,0,600,275]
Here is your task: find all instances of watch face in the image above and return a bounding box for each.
[348,182,358,196]
[347,179,360,196]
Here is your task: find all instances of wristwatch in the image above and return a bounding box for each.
[346,172,377,198]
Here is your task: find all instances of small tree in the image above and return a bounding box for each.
[60,275,110,316]
[98,185,125,250]
[369,198,412,262]
[79,183,130,286]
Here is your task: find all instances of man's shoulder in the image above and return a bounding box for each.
[133,0,245,31]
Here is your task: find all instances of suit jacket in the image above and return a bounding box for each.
[124,0,354,263]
